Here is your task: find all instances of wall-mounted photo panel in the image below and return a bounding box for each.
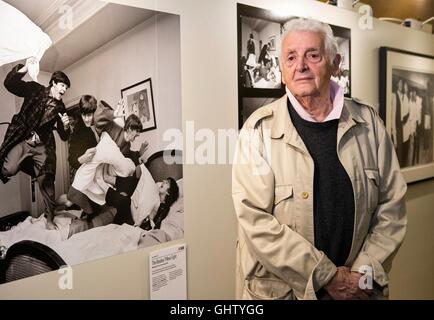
[380,47,434,183]
[237,3,351,128]
[0,1,183,284]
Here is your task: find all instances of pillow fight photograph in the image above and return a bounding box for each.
[0,0,183,269]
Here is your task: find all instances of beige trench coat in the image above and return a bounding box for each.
[232,95,407,300]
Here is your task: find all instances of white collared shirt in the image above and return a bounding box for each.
[286,80,345,122]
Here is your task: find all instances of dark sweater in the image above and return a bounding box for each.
[68,119,98,170]
[288,100,354,266]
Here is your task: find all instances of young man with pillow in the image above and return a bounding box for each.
[67,161,180,238]
[67,100,147,216]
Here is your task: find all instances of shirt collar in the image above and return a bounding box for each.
[285,79,345,122]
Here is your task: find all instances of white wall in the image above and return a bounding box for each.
[0,0,433,300]
[63,12,182,160]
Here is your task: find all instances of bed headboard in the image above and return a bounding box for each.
[0,240,66,284]
[145,149,183,182]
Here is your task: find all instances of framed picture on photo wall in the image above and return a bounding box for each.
[121,78,157,132]
[268,35,276,51]
[237,3,351,129]
[379,47,434,183]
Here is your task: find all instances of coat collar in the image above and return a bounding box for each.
[270,95,366,150]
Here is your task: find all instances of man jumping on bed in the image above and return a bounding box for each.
[0,58,71,230]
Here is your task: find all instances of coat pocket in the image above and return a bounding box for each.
[244,277,294,300]
[274,184,293,205]
[364,168,379,214]
[273,185,295,228]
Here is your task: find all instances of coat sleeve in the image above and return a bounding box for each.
[4,64,42,97]
[125,150,140,165]
[351,115,407,287]
[232,124,337,300]
[94,100,115,135]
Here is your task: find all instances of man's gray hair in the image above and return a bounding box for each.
[282,18,339,66]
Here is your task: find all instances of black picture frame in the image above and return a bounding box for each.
[379,47,434,184]
[237,3,352,129]
[121,78,157,132]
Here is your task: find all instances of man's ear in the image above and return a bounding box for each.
[331,54,342,77]
[279,58,286,85]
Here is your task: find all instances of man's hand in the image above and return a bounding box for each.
[78,147,96,164]
[324,266,371,300]
[349,271,373,297]
[18,57,38,73]
[58,113,70,129]
[139,141,149,156]
[138,141,149,164]
[114,98,127,118]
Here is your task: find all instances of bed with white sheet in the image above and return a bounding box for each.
[0,150,183,283]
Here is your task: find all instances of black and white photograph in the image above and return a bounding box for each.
[390,69,433,168]
[121,78,157,132]
[0,0,183,284]
[240,15,283,90]
[330,34,351,95]
[380,47,434,183]
[237,3,351,129]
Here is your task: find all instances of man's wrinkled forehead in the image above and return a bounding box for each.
[282,30,325,52]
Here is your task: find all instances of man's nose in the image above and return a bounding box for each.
[295,56,308,72]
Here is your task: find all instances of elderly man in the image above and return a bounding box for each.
[0,58,71,230]
[232,18,407,300]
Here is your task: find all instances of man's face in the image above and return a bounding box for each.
[158,179,171,197]
[124,128,140,143]
[280,31,338,98]
[51,82,68,100]
[397,80,403,93]
[81,113,94,127]
[403,81,408,94]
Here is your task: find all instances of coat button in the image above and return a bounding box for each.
[301,192,309,199]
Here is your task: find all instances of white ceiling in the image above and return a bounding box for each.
[242,16,274,34]
[4,0,158,72]
[4,0,56,23]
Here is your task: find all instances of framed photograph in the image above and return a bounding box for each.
[121,78,156,132]
[237,3,351,129]
[330,26,351,97]
[268,35,276,51]
[380,47,434,183]
[0,2,183,286]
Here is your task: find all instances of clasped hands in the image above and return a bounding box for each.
[323,266,372,300]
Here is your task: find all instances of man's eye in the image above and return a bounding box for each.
[307,52,321,60]
[288,56,296,62]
